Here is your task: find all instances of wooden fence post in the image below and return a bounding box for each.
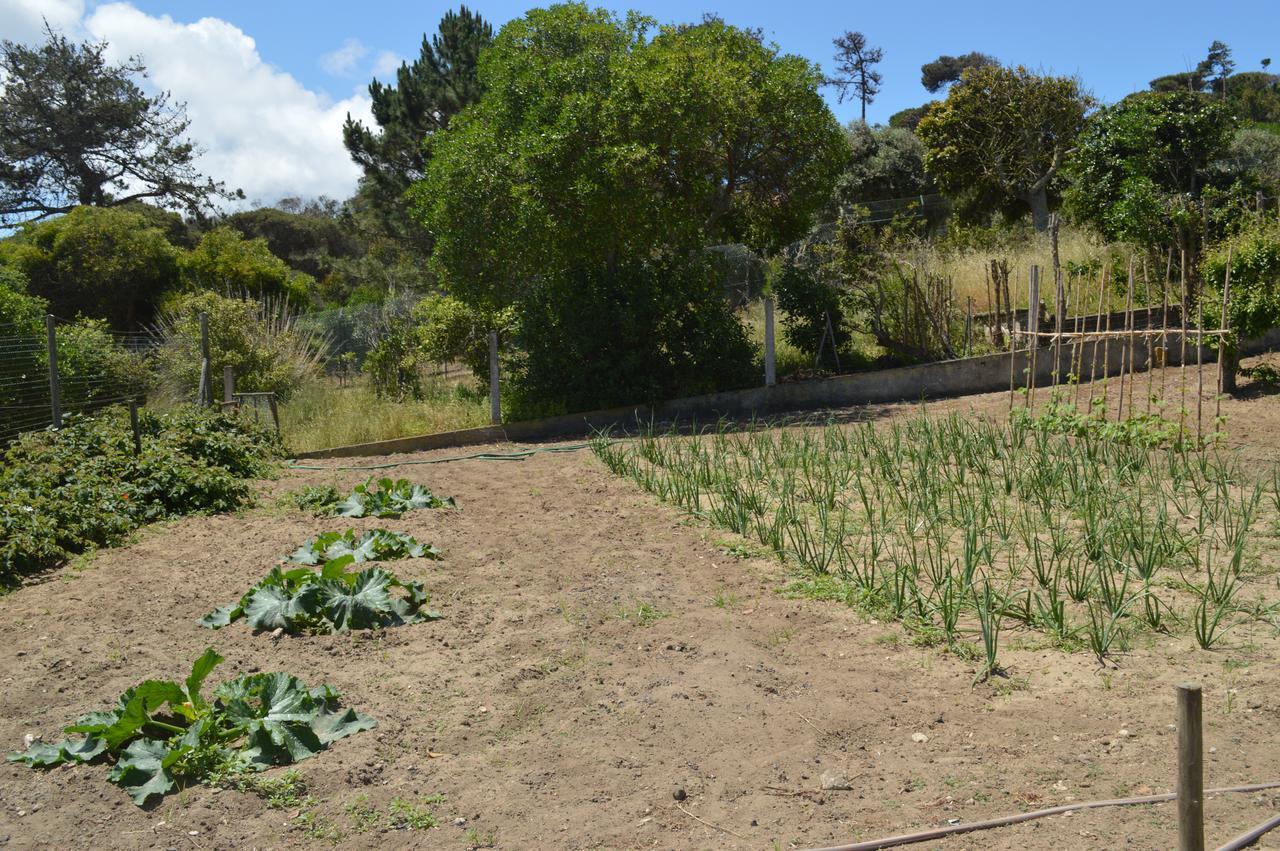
[128,399,142,455]
[45,315,62,429]
[1177,683,1205,851]
[764,296,777,387]
[488,330,501,425]
[198,311,212,407]
[223,366,235,407]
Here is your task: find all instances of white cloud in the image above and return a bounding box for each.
[0,0,85,43]
[320,37,367,76]
[372,50,402,78]
[79,4,372,206]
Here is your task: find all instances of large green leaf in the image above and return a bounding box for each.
[7,736,107,767]
[216,672,324,766]
[184,647,223,711]
[107,738,180,805]
[243,583,321,632]
[311,705,377,745]
[318,568,395,632]
[67,681,186,750]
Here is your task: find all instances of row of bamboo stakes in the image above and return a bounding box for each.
[986,229,1234,445]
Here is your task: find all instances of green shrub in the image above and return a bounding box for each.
[1,271,151,439]
[506,253,757,419]
[0,206,180,327]
[772,257,849,363]
[0,407,281,584]
[152,291,329,402]
[179,227,313,304]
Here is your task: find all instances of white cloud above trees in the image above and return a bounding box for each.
[0,0,375,206]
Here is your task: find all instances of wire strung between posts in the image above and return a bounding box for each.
[287,443,595,471]
[801,781,1280,851]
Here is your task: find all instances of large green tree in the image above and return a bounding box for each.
[0,30,234,225]
[917,65,1091,231]
[419,4,846,307]
[342,7,493,241]
[0,206,179,327]
[1065,91,1236,250]
[416,4,846,413]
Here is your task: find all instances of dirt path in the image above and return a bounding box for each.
[2,368,1279,850]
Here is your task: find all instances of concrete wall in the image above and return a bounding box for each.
[296,327,1280,460]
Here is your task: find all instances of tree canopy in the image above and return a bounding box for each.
[417,3,848,308]
[342,7,493,241]
[1065,90,1236,246]
[0,29,234,225]
[414,4,845,414]
[920,52,998,93]
[917,65,1091,230]
[0,206,179,327]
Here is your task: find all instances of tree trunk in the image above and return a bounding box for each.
[1026,186,1050,232]
[1221,345,1239,394]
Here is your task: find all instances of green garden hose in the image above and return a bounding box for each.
[286,442,596,471]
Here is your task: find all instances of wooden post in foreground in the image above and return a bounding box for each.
[488,330,501,425]
[1177,683,1204,851]
[223,366,236,407]
[763,297,777,387]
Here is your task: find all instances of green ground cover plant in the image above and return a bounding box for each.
[0,407,281,585]
[7,648,374,805]
[201,554,440,633]
[331,478,457,518]
[593,413,1280,678]
[287,529,441,564]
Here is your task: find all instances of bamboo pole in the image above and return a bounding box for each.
[1100,267,1115,420]
[1086,269,1107,416]
[1216,246,1233,428]
[1125,258,1137,419]
[1180,248,1189,440]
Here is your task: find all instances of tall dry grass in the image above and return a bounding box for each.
[279,374,489,453]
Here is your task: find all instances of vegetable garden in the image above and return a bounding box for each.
[593,413,1280,677]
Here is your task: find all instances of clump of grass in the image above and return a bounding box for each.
[279,375,488,453]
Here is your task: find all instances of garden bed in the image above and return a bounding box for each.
[1,358,1278,849]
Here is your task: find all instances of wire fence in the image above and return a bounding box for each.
[0,316,159,444]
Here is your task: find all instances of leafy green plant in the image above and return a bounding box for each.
[1,407,280,584]
[334,478,457,518]
[289,484,341,513]
[288,529,441,565]
[201,555,441,633]
[7,648,374,805]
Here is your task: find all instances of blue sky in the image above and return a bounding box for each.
[126,0,1277,126]
[3,0,1274,204]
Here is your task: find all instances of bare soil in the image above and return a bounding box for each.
[1,358,1279,850]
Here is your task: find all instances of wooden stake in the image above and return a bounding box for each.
[1125,258,1137,419]
[1176,683,1205,851]
[489,330,501,425]
[128,399,141,456]
[1100,268,1115,420]
[1026,266,1040,409]
[1217,247,1233,423]
[1180,248,1189,440]
[45,314,62,429]
[763,296,777,387]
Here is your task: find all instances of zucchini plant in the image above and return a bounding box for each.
[7,648,374,805]
[287,529,441,565]
[201,555,441,633]
[333,478,457,518]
